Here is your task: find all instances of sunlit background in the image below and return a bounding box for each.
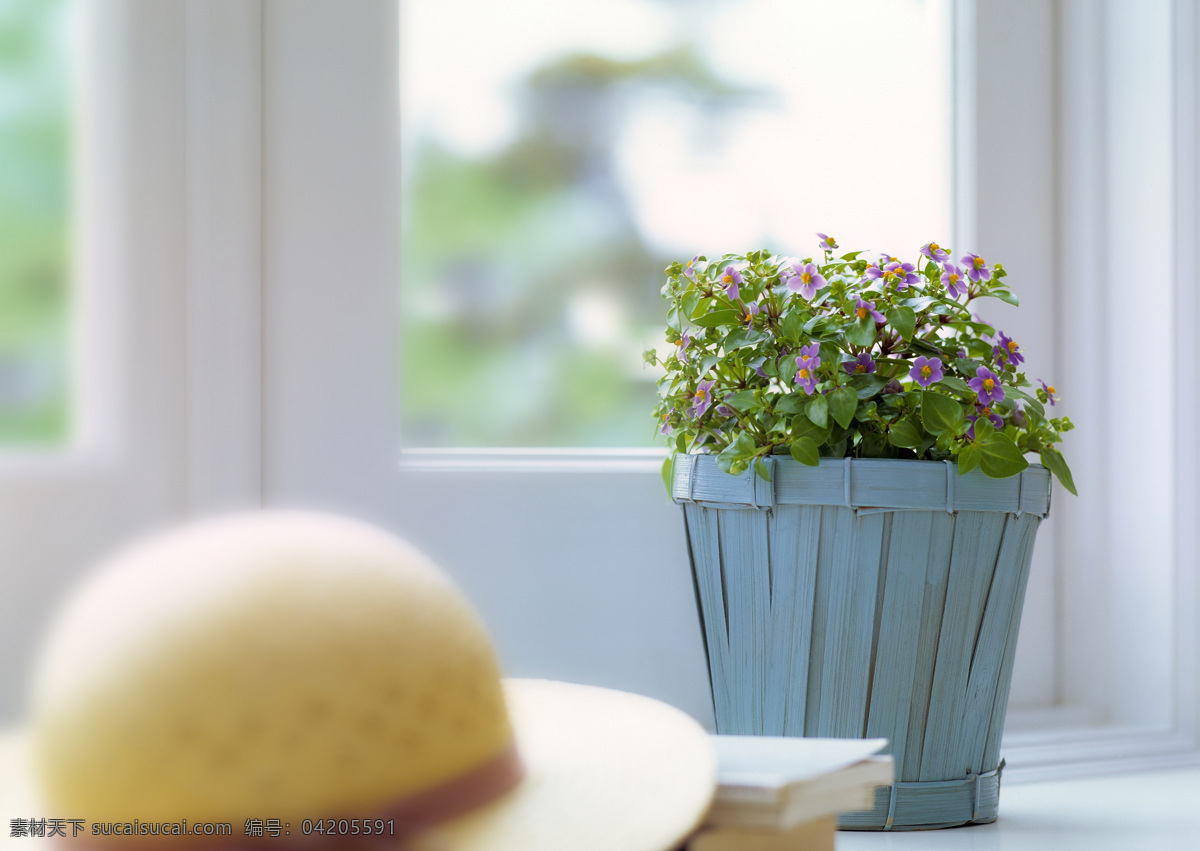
[399,0,951,448]
[0,0,72,447]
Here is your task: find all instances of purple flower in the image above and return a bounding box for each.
[755,364,768,378]
[853,298,885,324]
[688,379,716,418]
[969,366,1005,406]
[909,356,944,387]
[716,401,736,418]
[719,265,743,300]
[817,232,838,252]
[683,255,699,279]
[794,343,821,394]
[961,253,992,282]
[941,264,968,298]
[883,378,904,394]
[676,331,692,363]
[966,403,1005,439]
[864,261,885,282]
[993,331,1025,367]
[844,352,876,375]
[884,261,919,290]
[786,260,826,299]
[660,412,673,435]
[742,301,761,324]
[1039,379,1058,406]
[921,242,950,263]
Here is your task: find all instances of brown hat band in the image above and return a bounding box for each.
[68,742,524,849]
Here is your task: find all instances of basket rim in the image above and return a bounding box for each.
[671,454,1051,516]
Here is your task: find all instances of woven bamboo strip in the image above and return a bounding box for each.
[684,506,733,729]
[864,512,934,759]
[771,506,822,736]
[899,511,955,781]
[719,509,771,735]
[817,512,886,738]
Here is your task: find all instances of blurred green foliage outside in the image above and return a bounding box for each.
[400,46,755,448]
[0,0,71,446]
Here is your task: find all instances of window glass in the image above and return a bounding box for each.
[0,0,72,446]
[399,0,949,448]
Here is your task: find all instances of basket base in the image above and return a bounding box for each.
[837,762,1003,831]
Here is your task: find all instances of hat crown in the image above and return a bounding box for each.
[32,512,514,823]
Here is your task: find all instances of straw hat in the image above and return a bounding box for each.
[0,512,716,850]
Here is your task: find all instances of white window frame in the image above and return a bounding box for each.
[3,0,1198,783]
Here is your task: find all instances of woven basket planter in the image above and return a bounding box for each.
[673,454,1051,830]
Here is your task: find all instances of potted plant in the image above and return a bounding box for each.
[645,236,1075,830]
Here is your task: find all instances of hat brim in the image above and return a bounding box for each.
[1,679,716,851]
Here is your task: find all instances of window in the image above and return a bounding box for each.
[399,0,951,448]
[0,0,73,446]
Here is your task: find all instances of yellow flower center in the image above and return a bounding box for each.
[722,274,733,284]
[930,242,940,251]
[695,390,705,401]
[981,407,992,417]
[856,307,867,319]
[984,378,995,391]
[973,256,985,268]
[855,364,866,373]
[921,365,932,378]
[744,313,753,323]
[949,273,959,284]
[801,272,812,284]
[1007,340,1019,352]
[825,237,835,246]
[1047,385,1056,394]
[884,270,897,279]
[798,368,810,379]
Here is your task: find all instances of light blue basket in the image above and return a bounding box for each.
[673,455,1051,830]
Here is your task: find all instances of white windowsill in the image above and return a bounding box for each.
[398,447,668,474]
[837,766,1200,850]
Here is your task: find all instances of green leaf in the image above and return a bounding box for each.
[1003,385,1045,418]
[956,357,983,376]
[889,418,923,449]
[790,437,820,466]
[724,389,758,412]
[936,375,974,397]
[791,414,832,446]
[723,327,771,351]
[886,305,916,341]
[861,432,887,457]
[692,308,741,328]
[806,394,829,428]
[849,373,889,399]
[978,432,1029,478]
[754,458,772,482]
[716,432,757,476]
[699,353,720,375]
[661,455,674,498]
[780,312,805,341]
[855,400,878,422]
[922,391,966,436]
[957,443,982,475]
[981,288,1020,306]
[1040,447,1078,495]
[681,291,701,321]
[828,386,858,429]
[845,316,876,347]
[773,394,803,415]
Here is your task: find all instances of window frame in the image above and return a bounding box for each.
[4,0,1197,779]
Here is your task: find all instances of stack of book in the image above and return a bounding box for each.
[687,737,893,850]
